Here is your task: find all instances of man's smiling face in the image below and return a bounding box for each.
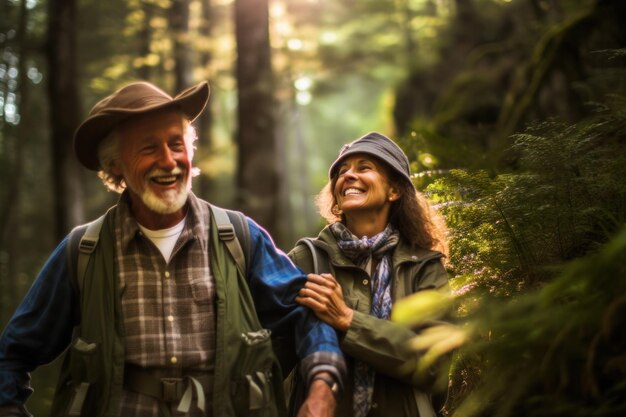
[112,108,191,228]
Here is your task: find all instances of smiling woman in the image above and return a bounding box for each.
[288,132,451,417]
[316,133,447,252]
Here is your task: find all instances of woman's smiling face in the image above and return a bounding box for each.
[333,153,399,219]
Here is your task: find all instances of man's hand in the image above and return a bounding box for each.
[296,374,337,417]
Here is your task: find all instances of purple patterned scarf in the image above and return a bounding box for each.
[331,222,399,417]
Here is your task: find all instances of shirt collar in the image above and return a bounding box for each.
[114,190,209,252]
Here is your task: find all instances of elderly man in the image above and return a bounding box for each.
[0,81,344,417]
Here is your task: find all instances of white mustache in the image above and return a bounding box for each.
[148,167,184,178]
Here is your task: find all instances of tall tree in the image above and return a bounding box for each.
[196,0,215,199]
[169,0,193,91]
[137,1,155,80]
[47,0,84,240]
[0,0,29,319]
[234,0,279,238]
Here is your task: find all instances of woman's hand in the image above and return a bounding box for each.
[296,273,354,331]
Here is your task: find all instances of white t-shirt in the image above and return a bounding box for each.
[137,218,186,263]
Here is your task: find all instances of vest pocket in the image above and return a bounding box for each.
[65,337,99,416]
[231,330,283,417]
[69,337,99,382]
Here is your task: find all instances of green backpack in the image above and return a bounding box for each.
[68,204,250,294]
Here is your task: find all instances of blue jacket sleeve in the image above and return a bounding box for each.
[244,219,342,359]
[0,236,78,405]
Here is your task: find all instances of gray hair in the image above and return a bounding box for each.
[96,117,198,193]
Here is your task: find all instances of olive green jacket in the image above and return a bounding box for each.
[289,225,450,417]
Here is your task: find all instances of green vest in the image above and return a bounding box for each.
[50,206,286,417]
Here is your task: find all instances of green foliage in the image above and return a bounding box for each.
[451,227,626,417]
[396,0,626,171]
[420,100,626,415]
[428,170,522,296]
[429,101,626,297]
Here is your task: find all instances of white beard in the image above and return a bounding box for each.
[137,166,191,214]
[140,185,188,214]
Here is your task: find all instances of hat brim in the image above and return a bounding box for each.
[74,81,210,171]
[328,148,400,183]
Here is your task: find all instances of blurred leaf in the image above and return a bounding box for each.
[391,290,453,325]
[408,323,469,376]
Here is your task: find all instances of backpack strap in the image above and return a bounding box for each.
[294,237,330,275]
[68,206,252,294]
[226,210,251,276]
[68,214,107,296]
[210,204,250,276]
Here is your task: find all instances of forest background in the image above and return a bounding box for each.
[1,0,625,415]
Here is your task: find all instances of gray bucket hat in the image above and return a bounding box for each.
[74,80,210,171]
[329,132,413,186]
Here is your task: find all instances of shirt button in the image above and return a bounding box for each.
[362,279,368,286]
[167,315,174,322]
[164,271,170,279]
[411,255,418,260]
[170,356,178,364]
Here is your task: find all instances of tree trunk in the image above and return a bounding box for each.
[196,0,215,200]
[169,0,193,91]
[398,0,417,70]
[47,0,84,240]
[137,2,154,80]
[0,0,28,252]
[0,0,29,319]
[234,0,279,238]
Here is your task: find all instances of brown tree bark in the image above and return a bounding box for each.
[234,0,279,238]
[0,0,29,319]
[137,2,154,80]
[196,0,215,200]
[169,0,193,91]
[47,0,84,240]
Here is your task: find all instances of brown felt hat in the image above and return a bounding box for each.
[74,80,210,171]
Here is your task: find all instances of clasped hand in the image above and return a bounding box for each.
[296,273,353,332]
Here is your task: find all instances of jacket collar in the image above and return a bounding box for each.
[316,223,442,266]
